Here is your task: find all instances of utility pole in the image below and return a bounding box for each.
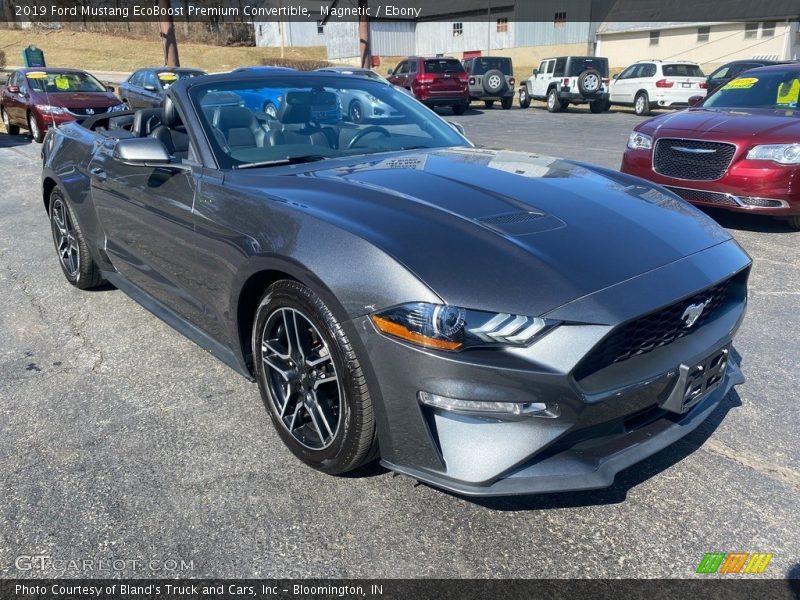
[159,0,180,67]
[359,0,370,69]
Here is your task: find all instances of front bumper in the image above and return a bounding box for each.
[348,240,750,496]
[622,147,800,216]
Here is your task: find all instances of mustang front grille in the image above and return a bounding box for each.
[654,138,736,181]
[575,276,739,379]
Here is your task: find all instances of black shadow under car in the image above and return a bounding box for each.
[41,71,751,496]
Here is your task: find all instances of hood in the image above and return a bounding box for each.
[641,107,800,141]
[32,90,120,109]
[232,148,732,317]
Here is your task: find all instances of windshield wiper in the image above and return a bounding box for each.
[235,155,329,170]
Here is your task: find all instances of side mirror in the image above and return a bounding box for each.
[386,69,393,75]
[106,85,115,93]
[113,137,172,166]
[7,85,20,94]
[688,95,704,107]
[612,73,619,79]
[446,120,466,136]
[144,84,157,92]
[532,69,538,75]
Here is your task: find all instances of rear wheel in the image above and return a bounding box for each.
[483,99,494,109]
[49,188,105,289]
[634,92,651,116]
[500,96,513,110]
[518,88,531,109]
[28,112,44,143]
[2,107,20,135]
[546,88,561,113]
[253,280,378,474]
[452,101,467,115]
[590,99,605,113]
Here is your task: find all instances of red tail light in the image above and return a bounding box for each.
[602,78,609,85]
[413,74,435,87]
[562,78,570,86]
[655,79,674,88]
[509,78,515,86]
[457,72,469,83]
[699,82,708,89]
[469,77,476,85]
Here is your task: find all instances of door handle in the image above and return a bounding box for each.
[90,167,107,181]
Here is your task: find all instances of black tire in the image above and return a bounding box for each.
[578,69,602,96]
[559,102,569,112]
[500,96,513,110]
[452,101,467,115]
[49,188,105,290]
[28,111,44,143]
[2,107,20,135]
[483,99,494,109]
[264,102,277,119]
[590,99,605,113]
[348,100,364,123]
[634,92,651,116]
[481,69,507,95]
[253,280,378,475]
[787,216,800,231]
[546,88,562,113]
[603,99,612,112]
[518,88,531,109]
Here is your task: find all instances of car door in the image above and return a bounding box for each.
[3,72,24,125]
[610,65,635,103]
[388,61,409,89]
[88,134,210,327]
[123,70,144,108]
[532,60,553,98]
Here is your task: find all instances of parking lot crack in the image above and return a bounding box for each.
[5,266,47,324]
[700,439,800,488]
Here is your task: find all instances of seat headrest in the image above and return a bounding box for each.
[277,90,340,125]
[216,107,256,131]
[161,95,182,128]
[132,108,162,137]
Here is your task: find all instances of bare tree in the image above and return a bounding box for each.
[159,0,180,67]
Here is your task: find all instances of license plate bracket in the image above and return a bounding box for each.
[661,346,729,414]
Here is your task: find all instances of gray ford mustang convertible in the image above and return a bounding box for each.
[41,70,750,496]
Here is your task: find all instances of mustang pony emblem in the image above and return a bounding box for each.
[682,299,711,328]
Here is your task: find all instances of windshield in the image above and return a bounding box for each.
[190,75,469,169]
[703,70,800,109]
[26,71,106,93]
[158,70,205,89]
[663,64,704,78]
[472,58,512,76]
[567,58,608,77]
[424,59,465,74]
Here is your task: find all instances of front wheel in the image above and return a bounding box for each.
[253,280,378,475]
[787,216,800,231]
[518,88,531,109]
[2,107,20,135]
[452,101,467,115]
[28,112,44,143]
[264,102,277,118]
[49,188,105,289]
[546,89,561,113]
[634,92,651,116]
[500,96,513,110]
[348,100,364,123]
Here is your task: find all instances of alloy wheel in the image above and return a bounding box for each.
[2,109,9,129]
[29,114,40,141]
[583,74,599,92]
[260,307,342,450]
[636,95,645,113]
[350,102,363,123]
[51,198,80,278]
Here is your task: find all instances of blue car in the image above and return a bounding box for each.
[231,66,294,117]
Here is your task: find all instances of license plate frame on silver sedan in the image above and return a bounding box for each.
[660,346,730,414]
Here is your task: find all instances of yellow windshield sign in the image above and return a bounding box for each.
[157,72,178,81]
[723,77,758,90]
[54,75,70,90]
[777,79,799,106]
[26,71,47,79]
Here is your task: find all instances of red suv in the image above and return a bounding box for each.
[621,64,800,230]
[388,57,469,114]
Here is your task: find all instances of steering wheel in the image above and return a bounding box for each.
[347,126,391,149]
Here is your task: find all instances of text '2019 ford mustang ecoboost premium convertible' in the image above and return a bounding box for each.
[41,71,751,496]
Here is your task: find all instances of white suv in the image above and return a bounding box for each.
[609,60,707,116]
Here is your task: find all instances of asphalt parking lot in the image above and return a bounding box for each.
[0,104,798,580]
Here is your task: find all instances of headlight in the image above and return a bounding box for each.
[746,143,800,165]
[627,131,653,150]
[108,103,127,113]
[366,94,379,103]
[371,302,559,351]
[36,104,66,115]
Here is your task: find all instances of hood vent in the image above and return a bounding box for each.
[477,211,565,237]
[479,211,544,226]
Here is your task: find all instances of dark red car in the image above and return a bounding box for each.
[1,67,124,142]
[621,64,800,230]
[388,56,469,114]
